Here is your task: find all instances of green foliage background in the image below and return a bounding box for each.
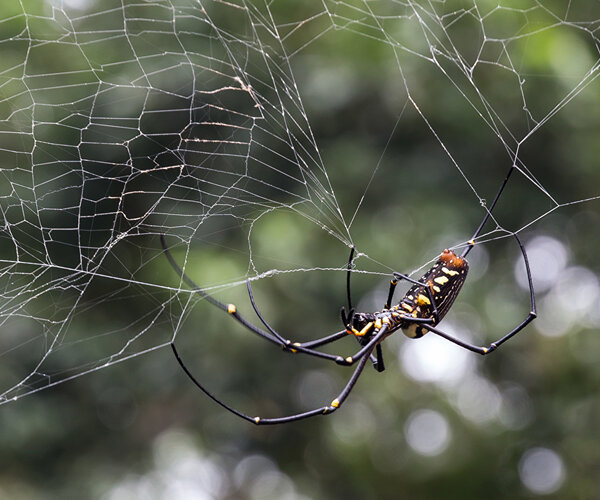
[0,1,599,499]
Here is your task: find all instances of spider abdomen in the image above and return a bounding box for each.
[398,249,469,338]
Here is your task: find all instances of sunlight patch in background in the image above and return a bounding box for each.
[536,266,600,336]
[330,400,377,446]
[497,384,535,430]
[453,374,502,424]
[49,0,96,10]
[102,429,226,500]
[515,235,600,336]
[234,455,306,500]
[398,322,535,430]
[519,447,566,495]
[399,327,474,387]
[404,409,451,456]
[102,429,311,500]
[515,236,568,293]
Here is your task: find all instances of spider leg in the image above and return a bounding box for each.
[171,340,374,425]
[340,306,381,369]
[374,344,385,372]
[245,246,384,371]
[461,163,516,259]
[390,271,427,289]
[335,323,390,366]
[340,246,356,330]
[346,246,355,313]
[341,247,384,371]
[246,280,351,351]
[298,330,348,349]
[245,280,352,359]
[248,276,390,368]
[385,277,399,309]
[392,271,440,323]
[161,235,353,365]
[381,272,437,371]
[424,233,536,355]
[424,313,536,355]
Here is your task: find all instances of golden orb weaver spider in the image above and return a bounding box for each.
[162,165,537,425]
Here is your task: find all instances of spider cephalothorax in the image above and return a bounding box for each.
[348,312,377,338]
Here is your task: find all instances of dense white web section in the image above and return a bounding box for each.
[0,0,599,402]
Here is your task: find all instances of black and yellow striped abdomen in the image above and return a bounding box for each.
[398,249,469,338]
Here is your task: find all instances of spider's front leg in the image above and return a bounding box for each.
[249,281,390,369]
[162,235,353,365]
[340,247,386,372]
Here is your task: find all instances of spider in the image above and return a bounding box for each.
[161,165,536,425]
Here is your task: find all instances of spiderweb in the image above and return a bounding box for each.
[0,0,599,404]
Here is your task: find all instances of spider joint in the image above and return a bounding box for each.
[322,404,338,415]
[282,340,300,353]
[481,343,498,355]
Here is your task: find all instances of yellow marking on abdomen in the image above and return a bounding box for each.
[442,267,459,276]
[434,276,449,285]
[417,294,431,306]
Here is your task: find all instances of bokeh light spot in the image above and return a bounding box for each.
[536,266,600,337]
[404,409,451,456]
[519,447,566,495]
[455,375,502,424]
[400,328,474,387]
[515,236,568,293]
